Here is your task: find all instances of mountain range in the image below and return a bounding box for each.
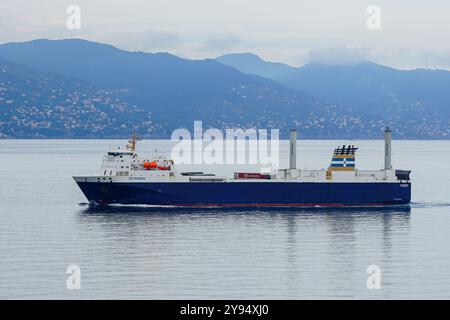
[1,39,449,139]
[217,53,450,138]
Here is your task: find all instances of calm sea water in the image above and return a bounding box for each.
[0,139,449,299]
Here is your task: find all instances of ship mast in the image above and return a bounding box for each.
[126,132,141,152]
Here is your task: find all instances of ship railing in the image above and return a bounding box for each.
[298,170,325,178]
[298,169,387,180]
[354,170,387,180]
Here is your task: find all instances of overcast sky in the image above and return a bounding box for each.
[1,0,449,69]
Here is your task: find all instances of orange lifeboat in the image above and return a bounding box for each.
[157,166,171,171]
[143,161,158,169]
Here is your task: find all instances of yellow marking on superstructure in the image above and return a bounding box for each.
[328,167,355,171]
[332,154,356,159]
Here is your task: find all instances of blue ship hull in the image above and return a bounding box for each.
[75,181,411,207]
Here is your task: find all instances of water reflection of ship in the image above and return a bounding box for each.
[81,204,411,215]
[79,205,411,297]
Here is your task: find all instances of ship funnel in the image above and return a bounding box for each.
[384,126,392,170]
[289,129,297,169]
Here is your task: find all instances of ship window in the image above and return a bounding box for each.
[104,170,106,175]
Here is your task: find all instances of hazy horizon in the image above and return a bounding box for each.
[2,37,449,73]
[1,0,449,70]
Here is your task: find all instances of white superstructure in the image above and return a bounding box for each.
[74,130,406,185]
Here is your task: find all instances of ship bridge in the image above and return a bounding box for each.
[107,150,134,157]
[101,147,136,177]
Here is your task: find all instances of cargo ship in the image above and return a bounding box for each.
[73,128,411,207]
